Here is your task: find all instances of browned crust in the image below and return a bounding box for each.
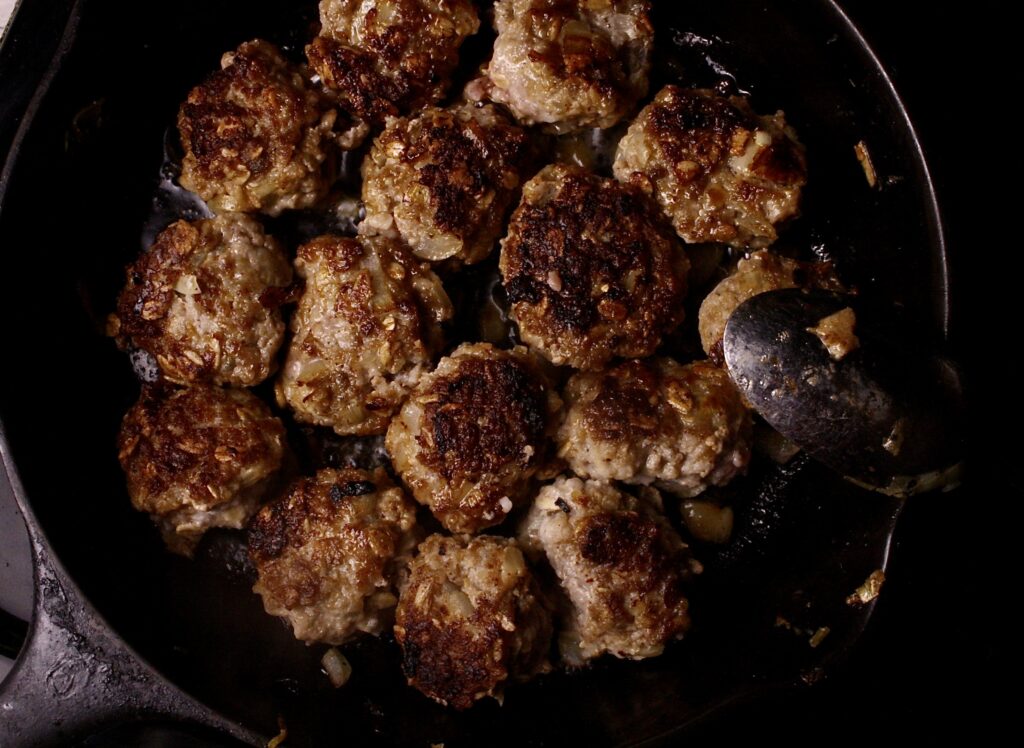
[397,604,509,710]
[572,358,661,440]
[368,105,533,250]
[278,233,450,435]
[110,216,291,386]
[395,534,552,709]
[248,468,394,564]
[500,163,688,369]
[307,0,479,124]
[574,507,690,642]
[645,87,805,190]
[177,40,337,213]
[417,353,548,481]
[387,343,561,534]
[117,384,285,517]
[307,37,410,125]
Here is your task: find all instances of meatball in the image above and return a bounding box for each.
[117,385,286,556]
[557,358,752,497]
[109,214,292,387]
[177,40,348,216]
[307,0,480,125]
[361,103,534,265]
[613,86,807,247]
[248,468,419,644]
[475,0,653,131]
[395,534,553,709]
[698,250,840,359]
[385,343,561,534]
[276,233,451,436]
[499,163,689,370]
[519,476,694,663]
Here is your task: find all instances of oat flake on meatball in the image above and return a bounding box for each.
[307,0,480,126]
[558,358,752,497]
[519,476,695,664]
[395,534,553,709]
[613,86,807,248]
[361,103,534,265]
[249,468,419,645]
[117,384,286,556]
[276,233,452,436]
[472,0,653,132]
[177,39,350,216]
[385,343,561,534]
[499,163,689,370]
[698,249,841,360]
[109,214,292,387]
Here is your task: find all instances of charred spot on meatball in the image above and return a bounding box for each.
[385,343,561,534]
[499,163,689,369]
[307,0,480,125]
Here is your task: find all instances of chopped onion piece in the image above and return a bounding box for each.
[322,647,353,688]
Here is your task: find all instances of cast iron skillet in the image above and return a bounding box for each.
[0,1,953,745]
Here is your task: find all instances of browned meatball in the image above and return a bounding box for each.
[698,250,841,360]
[474,0,653,131]
[109,214,292,387]
[117,385,286,556]
[177,40,350,216]
[394,534,553,709]
[361,103,534,264]
[518,477,695,663]
[249,468,419,644]
[385,343,561,534]
[275,233,451,436]
[557,359,752,497]
[613,86,807,247]
[499,163,689,369]
[307,0,479,126]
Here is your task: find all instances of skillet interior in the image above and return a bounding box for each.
[0,1,949,745]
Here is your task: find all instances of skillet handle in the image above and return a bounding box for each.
[0,452,266,747]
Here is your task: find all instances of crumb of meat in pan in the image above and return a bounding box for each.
[469,0,652,132]
[275,233,452,436]
[117,385,286,556]
[698,249,841,360]
[394,534,553,709]
[499,163,689,370]
[248,467,419,645]
[558,358,752,497]
[361,103,535,265]
[177,39,353,216]
[307,0,480,126]
[385,342,561,534]
[108,214,292,387]
[613,86,807,247]
[519,476,695,664]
